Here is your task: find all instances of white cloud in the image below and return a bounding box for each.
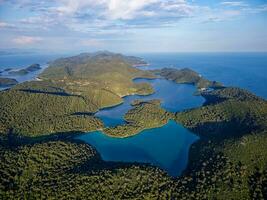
[220,1,248,7]
[0,22,9,28]
[35,0,196,21]
[104,0,157,20]
[3,0,267,35]
[56,0,103,16]
[12,36,43,45]
[0,21,15,29]
[16,0,198,33]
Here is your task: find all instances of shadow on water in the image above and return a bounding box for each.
[71,112,95,116]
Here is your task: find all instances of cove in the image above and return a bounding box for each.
[77,120,199,177]
[96,78,205,127]
[82,78,205,176]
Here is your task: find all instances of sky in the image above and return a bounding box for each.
[0,0,267,53]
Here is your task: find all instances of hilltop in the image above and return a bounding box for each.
[0,52,155,137]
[155,68,223,90]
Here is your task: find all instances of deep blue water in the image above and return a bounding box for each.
[96,78,204,127]
[1,52,266,176]
[136,52,267,99]
[0,54,62,89]
[78,120,198,176]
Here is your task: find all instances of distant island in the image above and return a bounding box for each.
[8,63,41,75]
[0,52,266,199]
[154,68,223,90]
[0,77,18,87]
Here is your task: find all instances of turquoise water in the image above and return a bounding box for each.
[77,120,198,176]
[1,52,266,176]
[88,77,204,176]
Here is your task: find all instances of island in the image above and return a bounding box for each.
[0,52,155,137]
[0,52,266,200]
[103,99,173,137]
[0,77,18,87]
[154,67,223,90]
[8,69,29,75]
[26,63,41,72]
[4,68,12,72]
[8,63,41,75]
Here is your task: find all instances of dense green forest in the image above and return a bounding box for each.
[155,68,223,89]
[0,128,266,199]
[0,81,103,137]
[175,87,267,139]
[103,99,173,137]
[0,53,266,199]
[39,51,155,103]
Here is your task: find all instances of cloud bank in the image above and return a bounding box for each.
[0,0,266,52]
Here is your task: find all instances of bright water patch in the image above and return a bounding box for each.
[77,120,199,176]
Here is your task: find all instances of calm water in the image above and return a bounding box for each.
[137,52,267,99]
[1,52,266,98]
[1,52,266,176]
[96,78,204,127]
[0,54,61,88]
[78,120,198,176]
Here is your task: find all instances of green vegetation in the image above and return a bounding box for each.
[0,53,156,137]
[169,86,267,199]
[125,56,148,66]
[0,77,18,87]
[103,99,173,137]
[0,81,103,137]
[201,87,263,104]
[175,87,267,139]
[39,52,155,109]
[25,64,41,72]
[155,68,223,89]
[0,138,175,200]
[1,130,266,199]
[170,130,267,200]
